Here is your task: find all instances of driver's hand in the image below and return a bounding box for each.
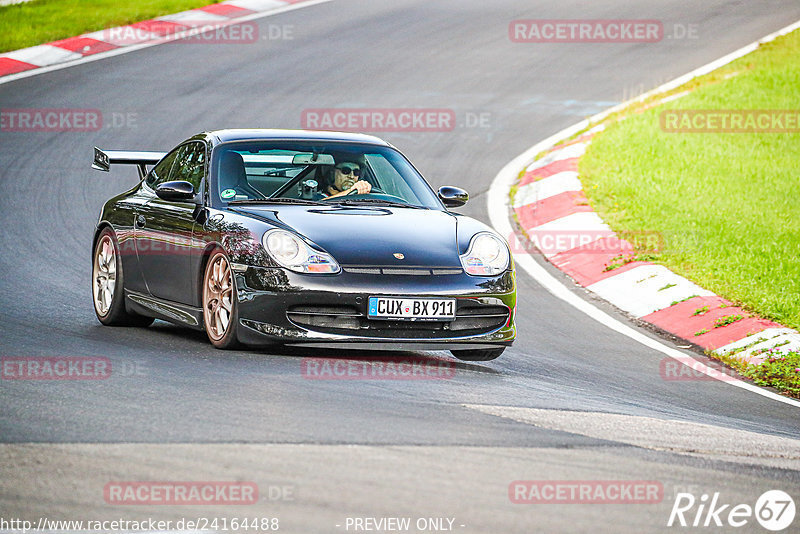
[348,180,372,195]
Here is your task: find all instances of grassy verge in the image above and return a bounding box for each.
[0,0,222,53]
[718,350,800,399]
[580,30,800,329]
[578,29,800,396]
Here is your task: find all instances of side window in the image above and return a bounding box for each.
[169,142,206,191]
[146,148,180,188]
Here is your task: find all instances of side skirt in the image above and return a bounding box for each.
[125,290,204,331]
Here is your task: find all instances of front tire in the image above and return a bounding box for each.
[92,228,154,327]
[203,250,241,349]
[450,347,505,361]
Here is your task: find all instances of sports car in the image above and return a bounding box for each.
[91,129,515,361]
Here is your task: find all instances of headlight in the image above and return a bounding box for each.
[262,229,340,274]
[460,232,510,276]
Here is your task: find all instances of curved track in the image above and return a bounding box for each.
[1,1,799,531]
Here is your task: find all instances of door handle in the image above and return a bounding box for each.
[135,214,146,228]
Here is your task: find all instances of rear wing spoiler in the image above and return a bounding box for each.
[92,147,167,179]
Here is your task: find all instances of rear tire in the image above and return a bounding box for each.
[203,250,241,349]
[92,228,154,327]
[450,347,505,361]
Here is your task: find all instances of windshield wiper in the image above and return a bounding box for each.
[229,198,324,205]
[329,198,426,209]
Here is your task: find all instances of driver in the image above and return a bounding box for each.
[324,161,372,198]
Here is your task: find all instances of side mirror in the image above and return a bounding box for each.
[438,186,469,208]
[156,180,196,202]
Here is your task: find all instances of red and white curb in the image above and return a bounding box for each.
[0,0,326,81]
[512,133,800,365]
[489,19,800,407]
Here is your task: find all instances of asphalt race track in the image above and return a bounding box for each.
[2,1,800,532]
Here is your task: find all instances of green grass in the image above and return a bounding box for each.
[602,252,657,272]
[580,29,800,333]
[0,0,222,53]
[714,314,744,328]
[717,350,800,399]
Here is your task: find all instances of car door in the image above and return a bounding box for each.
[130,147,179,296]
[137,141,206,304]
[114,186,153,296]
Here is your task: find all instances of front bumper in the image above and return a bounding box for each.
[233,265,516,350]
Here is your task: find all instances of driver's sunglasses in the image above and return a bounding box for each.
[337,165,361,177]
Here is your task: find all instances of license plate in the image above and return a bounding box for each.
[368,297,456,321]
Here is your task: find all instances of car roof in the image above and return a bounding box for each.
[206,129,391,146]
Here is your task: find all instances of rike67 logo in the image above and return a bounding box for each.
[668,490,795,531]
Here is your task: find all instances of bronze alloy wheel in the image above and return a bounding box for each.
[203,250,240,348]
[92,228,154,327]
[93,234,116,318]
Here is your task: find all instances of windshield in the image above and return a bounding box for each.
[210,141,442,209]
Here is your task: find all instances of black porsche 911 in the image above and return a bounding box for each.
[91,129,515,361]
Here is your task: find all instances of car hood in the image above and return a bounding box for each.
[233,205,461,267]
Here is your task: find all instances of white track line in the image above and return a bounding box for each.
[0,0,333,86]
[488,19,800,409]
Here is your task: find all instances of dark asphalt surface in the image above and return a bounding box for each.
[1,0,799,531]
